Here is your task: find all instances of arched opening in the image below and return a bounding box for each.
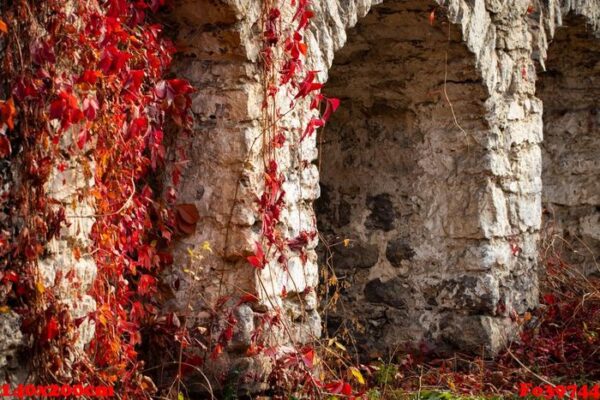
[316,0,493,355]
[538,16,600,277]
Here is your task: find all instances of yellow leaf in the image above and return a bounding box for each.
[349,367,365,385]
[334,341,347,352]
[342,239,350,247]
[36,281,45,295]
[448,379,456,391]
[0,305,10,313]
[202,241,213,253]
[178,393,185,400]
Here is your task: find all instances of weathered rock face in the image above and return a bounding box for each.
[4,0,599,391]
[161,0,600,375]
[538,15,600,277]
[316,0,501,355]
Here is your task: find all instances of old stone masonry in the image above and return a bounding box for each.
[1,0,600,387]
[164,0,600,368]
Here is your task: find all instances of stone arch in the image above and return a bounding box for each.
[315,0,500,355]
[159,2,545,388]
[537,15,600,276]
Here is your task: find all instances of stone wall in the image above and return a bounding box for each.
[2,0,599,393]
[538,15,600,276]
[163,0,600,377]
[311,0,544,356]
[316,0,495,355]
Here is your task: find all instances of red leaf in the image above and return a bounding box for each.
[295,71,321,99]
[429,9,436,25]
[138,274,156,296]
[296,10,315,31]
[2,270,19,283]
[327,97,340,113]
[130,301,145,322]
[301,117,324,141]
[126,70,145,92]
[83,97,99,120]
[0,98,16,130]
[176,203,199,223]
[310,94,323,110]
[543,294,556,305]
[78,70,102,85]
[31,39,56,65]
[222,325,234,341]
[247,242,266,269]
[302,347,315,368]
[42,317,60,342]
[342,382,352,395]
[211,343,223,360]
[325,380,345,394]
[77,129,88,150]
[99,46,131,74]
[0,135,11,158]
[237,293,259,305]
[169,79,194,95]
[280,59,301,85]
[49,98,66,120]
[322,97,340,122]
[0,19,7,33]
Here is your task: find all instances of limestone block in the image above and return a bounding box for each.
[439,314,514,355]
[0,312,22,370]
[480,181,511,238]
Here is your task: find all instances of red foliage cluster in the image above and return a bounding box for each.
[249,0,339,272]
[243,0,369,397]
[0,0,191,397]
[497,260,600,382]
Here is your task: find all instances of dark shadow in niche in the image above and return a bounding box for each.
[315,0,492,357]
[538,15,600,278]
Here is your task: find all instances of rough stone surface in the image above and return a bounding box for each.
[0,0,595,392]
[0,0,582,392]
[538,15,600,277]
[0,312,22,371]
[160,0,600,378]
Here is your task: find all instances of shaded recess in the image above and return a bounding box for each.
[538,16,600,277]
[316,0,493,356]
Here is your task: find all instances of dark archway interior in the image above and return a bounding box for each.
[539,16,600,277]
[316,0,493,354]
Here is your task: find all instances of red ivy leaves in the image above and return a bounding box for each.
[1,0,192,396]
[42,317,60,343]
[247,242,267,270]
[294,70,322,99]
[0,98,16,131]
[49,90,84,130]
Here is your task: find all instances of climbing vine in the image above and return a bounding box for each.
[0,0,191,397]
[243,0,357,397]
